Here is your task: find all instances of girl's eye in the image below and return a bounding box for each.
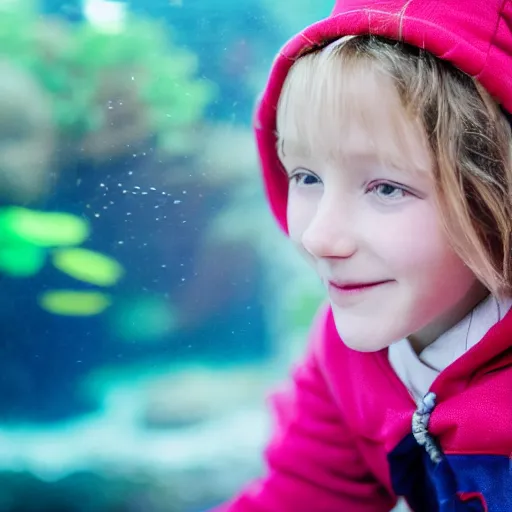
[288,172,320,186]
[367,182,409,200]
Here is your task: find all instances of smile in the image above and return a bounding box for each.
[327,280,394,305]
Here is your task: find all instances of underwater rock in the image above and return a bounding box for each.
[141,365,274,430]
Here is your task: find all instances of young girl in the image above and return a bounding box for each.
[213,0,512,510]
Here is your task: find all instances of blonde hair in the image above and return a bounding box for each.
[276,35,512,297]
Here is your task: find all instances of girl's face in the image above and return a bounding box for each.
[279,73,487,353]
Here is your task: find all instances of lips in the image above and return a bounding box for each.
[329,280,393,291]
[326,279,394,306]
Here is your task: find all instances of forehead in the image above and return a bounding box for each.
[276,53,430,173]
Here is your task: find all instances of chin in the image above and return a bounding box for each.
[332,316,399,353]
[339,336,391,353]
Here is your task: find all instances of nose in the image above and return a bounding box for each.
[301,196,357,259]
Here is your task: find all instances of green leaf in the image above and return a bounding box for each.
[52,248,124,287]
[0,241,46,277]
[0,208,90,247]
[39,290,112,316]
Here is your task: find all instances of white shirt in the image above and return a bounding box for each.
[388,295,512,403]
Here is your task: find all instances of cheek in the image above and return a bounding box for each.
[286,192,314,245]
[374,203,474,290]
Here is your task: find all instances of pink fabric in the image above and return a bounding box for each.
[254,0,512,233]
[213,304,512,511]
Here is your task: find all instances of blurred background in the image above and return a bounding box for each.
[0,1,333,510]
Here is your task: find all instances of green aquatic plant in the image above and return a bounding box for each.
[0,207,89,247]
[39,290,112,316]
[0,207,90,277]
[0,206,123,316]
[0,0,89,134]
[52,248,124,287]
[69,14,216,154]
[0,0,216,148]
[0,239,46,277]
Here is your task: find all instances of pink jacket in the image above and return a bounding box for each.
[214,305,512,511]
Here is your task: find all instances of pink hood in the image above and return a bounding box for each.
[254,0,512,233]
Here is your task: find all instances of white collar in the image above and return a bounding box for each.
[388,295,512,402]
